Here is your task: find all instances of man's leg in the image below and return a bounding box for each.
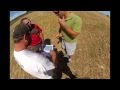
[62,65,76,79]
[64,42,77,61]
[49,50,63,79]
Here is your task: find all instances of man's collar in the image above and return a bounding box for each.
[65,13,74,21]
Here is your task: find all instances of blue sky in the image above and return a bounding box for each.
[10,11,110,21]
[10,11,27,21]
[99,11,110,16]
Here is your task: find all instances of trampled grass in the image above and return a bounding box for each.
[10,11,110,79]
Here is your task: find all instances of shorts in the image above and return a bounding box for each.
[61,40,77,56]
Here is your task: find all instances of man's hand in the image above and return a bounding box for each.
[58,17,79,39]
[55,33,62,39]
[58,16,65,26]
[49,50,57,65]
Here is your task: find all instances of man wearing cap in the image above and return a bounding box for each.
[13,23,57,79]
[53,11,82,61]
[20,18,44,52]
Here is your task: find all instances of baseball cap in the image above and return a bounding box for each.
[13,23,31,38]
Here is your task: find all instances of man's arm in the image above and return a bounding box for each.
[60,24,79,39]
[40,32,44,42]
[49,50,58,67]
[58,16,81,39]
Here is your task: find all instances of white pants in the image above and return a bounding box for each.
[61,40,77,56]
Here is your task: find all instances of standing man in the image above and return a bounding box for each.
[53,11,82,61]
[20,18,44,52]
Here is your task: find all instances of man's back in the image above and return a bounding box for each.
[14,49,55,79]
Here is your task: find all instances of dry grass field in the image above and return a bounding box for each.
[10,11,110,79]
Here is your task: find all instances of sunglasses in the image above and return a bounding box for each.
[26,21,31,25]
[54,11,59,14]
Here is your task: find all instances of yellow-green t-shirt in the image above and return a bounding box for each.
[60,13,82,43]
